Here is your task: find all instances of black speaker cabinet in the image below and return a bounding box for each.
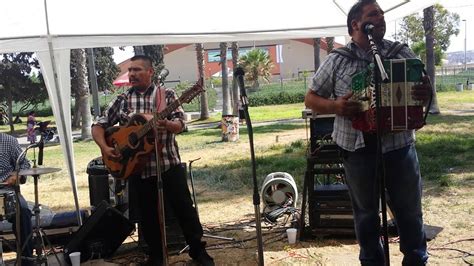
[309,184,354,231]
[64,200,135,264]
[87,157,112,207]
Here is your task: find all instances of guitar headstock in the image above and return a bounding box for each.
[179,79,205,104]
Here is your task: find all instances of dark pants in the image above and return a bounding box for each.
[342,144,428,265]
[131,164,203,260]
[7,193,34,266]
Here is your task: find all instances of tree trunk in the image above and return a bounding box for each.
[313,38,321,72]
[220,42,231,116]
[231,42,240,116]
[72,96,81,128]
[6,89,14,133]
[71,49,92,139]
[326,37,334,52]
[423,6,440,114]
[195,43,209,119]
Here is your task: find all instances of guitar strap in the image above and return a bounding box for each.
[152,85,167,113]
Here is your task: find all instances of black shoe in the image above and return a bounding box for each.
[192,250,215,266]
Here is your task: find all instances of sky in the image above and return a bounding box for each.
[113,1,474,63]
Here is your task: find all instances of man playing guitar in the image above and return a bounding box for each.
[91,55,213,266]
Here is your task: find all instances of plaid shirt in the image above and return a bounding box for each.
[0,133,31,182]
[310,39,418,153]
[93,84,185,178]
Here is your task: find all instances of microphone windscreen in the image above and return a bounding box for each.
[363,23,375,34]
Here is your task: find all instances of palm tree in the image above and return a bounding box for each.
[326,37,334,53]
[70,49,92,139]
[238,48,274,90]
[423,5,440,114]
[195,43,209,119]
[313,38,321,72]
[220,42,231,116]
[231,42,240,116]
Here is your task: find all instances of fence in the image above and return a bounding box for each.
[435,66,474,91]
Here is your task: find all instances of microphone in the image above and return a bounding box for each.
[37,139,44,165]
[363,23,375,35]
[158,68,169,81]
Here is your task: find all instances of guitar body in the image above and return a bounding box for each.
[99,81,204,180]
[103,114,156,180]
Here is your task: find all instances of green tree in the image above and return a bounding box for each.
[92,47,120,92]
[238,48,274,90]
[0,53,47,132]
[396,4,460,53]
[134,45,165,83]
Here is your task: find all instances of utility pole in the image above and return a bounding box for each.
[463,19,467,71]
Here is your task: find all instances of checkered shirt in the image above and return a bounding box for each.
[0,133,31,182]
[309,39,418,153]
[93,84,185,178]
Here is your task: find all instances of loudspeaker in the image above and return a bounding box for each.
[87,157,111,207]
[64,200,135,264]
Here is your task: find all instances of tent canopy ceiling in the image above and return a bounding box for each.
[0,0,436,53]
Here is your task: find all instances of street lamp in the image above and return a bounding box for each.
[463,19,467,71]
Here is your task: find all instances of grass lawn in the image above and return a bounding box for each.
[1,90,473,265]
[2,90,470,210]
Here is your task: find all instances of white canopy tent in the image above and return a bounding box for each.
[0,0,437,224]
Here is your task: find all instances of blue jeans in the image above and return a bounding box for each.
[342,144,428,265]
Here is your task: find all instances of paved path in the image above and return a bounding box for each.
[15,117,304,146]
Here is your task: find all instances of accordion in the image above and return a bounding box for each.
[351,58,425,133]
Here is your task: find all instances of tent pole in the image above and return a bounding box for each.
[43,0,82,226]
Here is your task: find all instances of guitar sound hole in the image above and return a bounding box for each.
[129,133,139,147]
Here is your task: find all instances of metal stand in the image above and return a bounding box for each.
[152,100,168,266]
[366,28,390,266]
[234,67,264,266]
[13,138,62,266]
[22,174,62,266]
[178,158,235,255]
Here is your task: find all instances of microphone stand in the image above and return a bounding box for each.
[152,109,168,265]
[366,30,390,265]
[234,67,264,266]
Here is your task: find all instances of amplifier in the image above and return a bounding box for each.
[309,184,354,230]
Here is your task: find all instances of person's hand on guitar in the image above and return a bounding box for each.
[101,145,121,161]
[412,75,432,105]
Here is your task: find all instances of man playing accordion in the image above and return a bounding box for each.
[305,0,431,265]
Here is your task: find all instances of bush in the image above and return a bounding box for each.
[248,91,305,106]
[247,80,307,106]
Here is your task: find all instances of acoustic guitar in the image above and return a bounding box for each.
[102,82,204,179]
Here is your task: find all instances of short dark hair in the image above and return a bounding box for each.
[130,55,153,68]
[347,0,376,35]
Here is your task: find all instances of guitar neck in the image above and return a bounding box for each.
[137,99,182,139]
